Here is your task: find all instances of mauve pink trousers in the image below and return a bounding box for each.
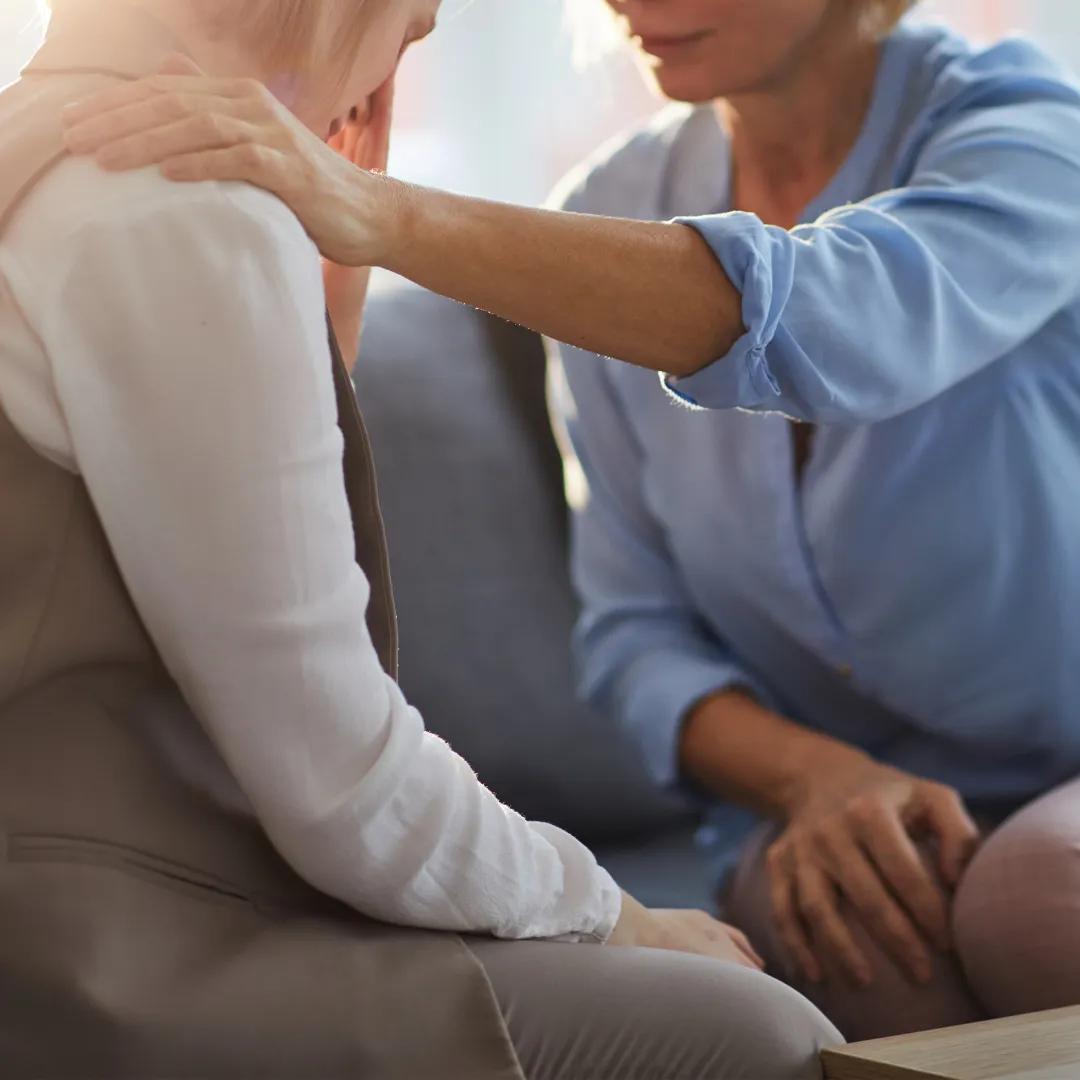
[725,773,1080,1041]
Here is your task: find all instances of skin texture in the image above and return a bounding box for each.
[60,0,979,988]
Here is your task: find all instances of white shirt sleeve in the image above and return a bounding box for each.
[5,166,621,942]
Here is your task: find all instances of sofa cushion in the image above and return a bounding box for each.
[353,281,690,846]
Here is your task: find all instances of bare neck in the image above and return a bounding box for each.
[719,31,881,229]
[124,0,269,81]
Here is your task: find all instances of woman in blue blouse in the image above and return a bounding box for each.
[66,0,1080,1040]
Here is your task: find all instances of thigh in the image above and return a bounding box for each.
[725,825,985,1041]
[465,936,841,1080]
[955,773,1080,1017]
[0,854,516,1079]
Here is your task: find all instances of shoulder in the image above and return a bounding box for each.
[3,156,319,292]
[899,22,1080,134]
[1,157,331,400]
[548,103,703,216]
[910,22,1076,94]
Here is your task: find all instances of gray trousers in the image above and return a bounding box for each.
[468,938,842,1080]
[0,840,839,1078]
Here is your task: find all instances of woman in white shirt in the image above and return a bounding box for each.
[0,0,839,1075]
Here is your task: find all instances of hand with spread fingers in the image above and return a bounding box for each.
[764,743,982,989]
[62,53,399,272]
[63,53,397,367]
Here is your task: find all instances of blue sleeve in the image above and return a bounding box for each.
[666,71,1080,421]
[554,345,770,791]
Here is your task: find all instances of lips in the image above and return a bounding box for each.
[635,29,714,57]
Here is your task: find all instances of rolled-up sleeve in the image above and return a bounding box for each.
[666,76,1080,422]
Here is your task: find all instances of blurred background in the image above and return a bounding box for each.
[4,1,1080,207]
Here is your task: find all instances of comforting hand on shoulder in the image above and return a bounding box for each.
[61,54,398,272]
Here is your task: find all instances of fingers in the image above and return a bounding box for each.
[820,830,934,984]
[157,52,205,77]
[326,124,347,153]
[64,94,259,158]
[62,71,267,128]
[794,862,874,987]
[725,940,763,970]
[919,786,982,887]
[726,925,766,970]
[767,849,822,984]
[342,111,363,164]
[335,91,393,173]
[694,914,763,970]
[160,144,287,193]
[857,805,952,951]
[89,114,265,173]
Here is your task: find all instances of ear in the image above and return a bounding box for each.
[156,52,206,76]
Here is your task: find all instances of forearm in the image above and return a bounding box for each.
[680,689,872,819]
[380,181,744,377]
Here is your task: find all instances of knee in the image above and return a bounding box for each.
[955,809,1080,1016]
[712,969,843,1080]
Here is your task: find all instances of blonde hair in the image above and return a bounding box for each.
[203,0,372,71]
[48,1,374,73]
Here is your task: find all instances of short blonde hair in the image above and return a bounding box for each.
[205,0,371,71]
[50,1,375,73]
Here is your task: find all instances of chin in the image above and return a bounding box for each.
[639,64,730,104]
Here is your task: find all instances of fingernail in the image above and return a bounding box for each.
[61,101,85,124]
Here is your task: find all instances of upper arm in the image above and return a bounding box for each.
[5,167,623,937]
[670,73,1080,421]
[20,170,397,825]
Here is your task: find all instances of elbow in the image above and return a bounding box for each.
[664,343,726,381]
[656,226,745,379]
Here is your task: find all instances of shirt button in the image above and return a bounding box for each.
[836,664,853,679]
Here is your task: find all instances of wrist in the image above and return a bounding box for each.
[680,689,873,820]
[372,175,421,274]
[776,731,874,817]
[606,891,649,947]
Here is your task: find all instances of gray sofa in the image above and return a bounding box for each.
[354,281,717,911]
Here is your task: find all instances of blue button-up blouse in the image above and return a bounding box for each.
[551,21,1080,877]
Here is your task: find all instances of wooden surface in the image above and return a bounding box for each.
[822,1006,1080,1080]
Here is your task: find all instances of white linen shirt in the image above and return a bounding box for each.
[0,157,621,943]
